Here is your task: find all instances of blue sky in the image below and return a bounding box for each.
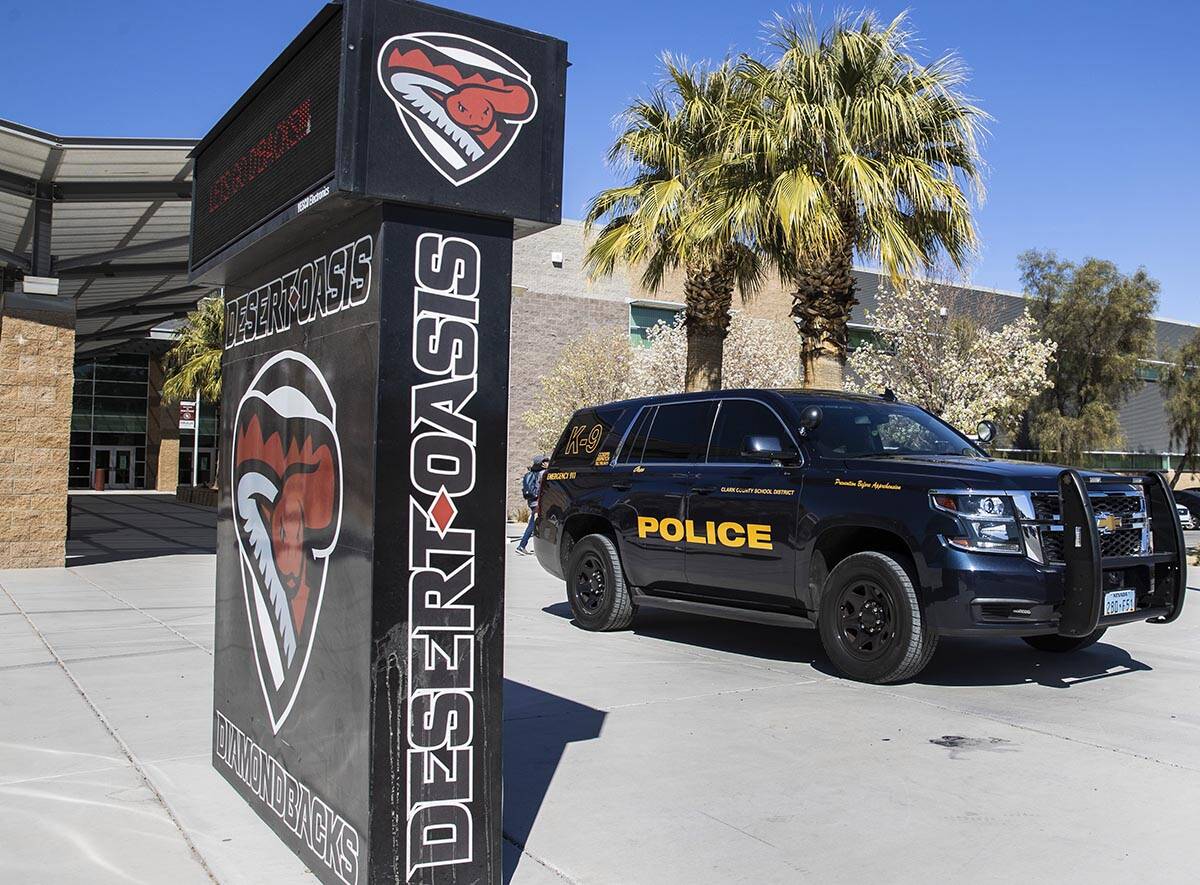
[5,0,1196,321]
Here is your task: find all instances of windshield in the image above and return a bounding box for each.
[788,399,985,460]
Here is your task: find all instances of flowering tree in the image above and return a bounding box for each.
[846,282,1056,436]
[630,311,799,395]
[521,330,637,451]
[521,312,800,450]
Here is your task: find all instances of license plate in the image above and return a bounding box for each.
[1103,589,1137,616]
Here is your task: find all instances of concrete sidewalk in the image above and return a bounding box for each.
[2,495,1200,883]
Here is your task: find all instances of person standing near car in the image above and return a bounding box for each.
[515,454,549,555]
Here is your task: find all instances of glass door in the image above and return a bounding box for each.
[91,447,135,490]
[110,448,134,489]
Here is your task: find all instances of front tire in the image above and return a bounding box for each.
[566,533,635,631]
[1021,628,1107,653]
[817,551,937,684]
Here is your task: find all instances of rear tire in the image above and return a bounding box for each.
[817,551,937,684]
[1021,628,1107,653]
[566,533,635,631]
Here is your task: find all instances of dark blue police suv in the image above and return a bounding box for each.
[532,389,1187,683]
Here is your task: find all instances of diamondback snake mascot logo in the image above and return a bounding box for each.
[377,31,538,186]
[232,352,343,733]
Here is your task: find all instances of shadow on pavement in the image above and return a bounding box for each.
[542,603,1153,689]
[544,601,821,664]
[67,494,216,565]
[503,679,605,885]
[911,638,1152,689]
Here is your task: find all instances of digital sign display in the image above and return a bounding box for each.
[190,9,342,268]
[206,98,313,215]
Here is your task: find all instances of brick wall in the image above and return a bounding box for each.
[0,294,75,568]
[505,286,628,514]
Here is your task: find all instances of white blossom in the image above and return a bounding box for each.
[629,310,800,396]
[522,311,801,450]
[846,281,1056,436]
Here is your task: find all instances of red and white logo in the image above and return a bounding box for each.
[232,351,343,733]
[377,32,538,186]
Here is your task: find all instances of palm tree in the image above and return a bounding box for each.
[163,295,224,403]
[163,296,224,486]
[585,59,763,392]
[718,10,988,385]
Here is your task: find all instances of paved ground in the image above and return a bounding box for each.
[2,494,1199,883]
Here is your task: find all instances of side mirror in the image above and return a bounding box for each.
[742,435,799,463]
[977,420,998,444]
[798,405,823,435]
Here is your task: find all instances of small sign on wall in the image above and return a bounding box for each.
[179,401,197,431]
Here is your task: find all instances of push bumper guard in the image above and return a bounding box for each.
[1058,469,1188,637]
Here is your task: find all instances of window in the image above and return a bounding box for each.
[707,400,792,462]
[629,303,682,347]
[640,401,717,463]
[786,397,983,460]
[876,413,939,452]
[617,406,655,464]
[552,405,627,466]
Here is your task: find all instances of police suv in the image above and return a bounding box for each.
[531,390,1188,683]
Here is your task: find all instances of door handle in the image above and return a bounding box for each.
[612,480,632,491]
[692,486,716,495]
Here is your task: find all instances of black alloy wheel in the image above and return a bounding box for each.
[565,533,635,631]
[817,551,937,683]
[574,550,607,615]
[836,579,895,661]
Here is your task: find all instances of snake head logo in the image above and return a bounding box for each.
[377,32,538,186]
[232,352,342,733]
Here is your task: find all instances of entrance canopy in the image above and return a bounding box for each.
[0,118,208,356]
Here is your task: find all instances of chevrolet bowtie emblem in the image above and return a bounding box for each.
[1096,513,1121,534]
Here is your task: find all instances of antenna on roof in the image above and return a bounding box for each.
[881,388,897,402]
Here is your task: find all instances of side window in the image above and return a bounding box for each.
[553,406,627,466]
[877,413,938,452]
[707,400,792,462]
[641,401,717,463]
[616,406,655,464]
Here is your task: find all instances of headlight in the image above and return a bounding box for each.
[931,493,1024,554]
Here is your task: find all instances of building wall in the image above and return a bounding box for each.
[0,294,74,568]
[506,285,628,514]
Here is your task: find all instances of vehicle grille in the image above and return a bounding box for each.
[1026,490,1148,564]
[1030,492,1144,521]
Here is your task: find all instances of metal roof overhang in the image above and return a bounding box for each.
[0,118,207,357]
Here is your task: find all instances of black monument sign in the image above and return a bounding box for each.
[191,3,566,883]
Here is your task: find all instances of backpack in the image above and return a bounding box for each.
[521,470,540,502]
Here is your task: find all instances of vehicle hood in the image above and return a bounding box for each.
[838,456,1136,493]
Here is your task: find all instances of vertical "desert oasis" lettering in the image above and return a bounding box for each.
[405,232,481,879]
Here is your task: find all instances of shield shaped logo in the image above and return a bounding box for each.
[376,32,538,186]
[232,351,343,733]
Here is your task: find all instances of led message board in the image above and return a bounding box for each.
[189,0,566,277]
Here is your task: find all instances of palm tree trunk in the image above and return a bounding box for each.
[789,240,857,388]
[685,325,724,392]
[682,262,736,392]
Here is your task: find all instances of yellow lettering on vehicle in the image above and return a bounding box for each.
[635,517,773,551]
[746,524,772,550]
[660,518,685,542]
[717,522,746,548]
